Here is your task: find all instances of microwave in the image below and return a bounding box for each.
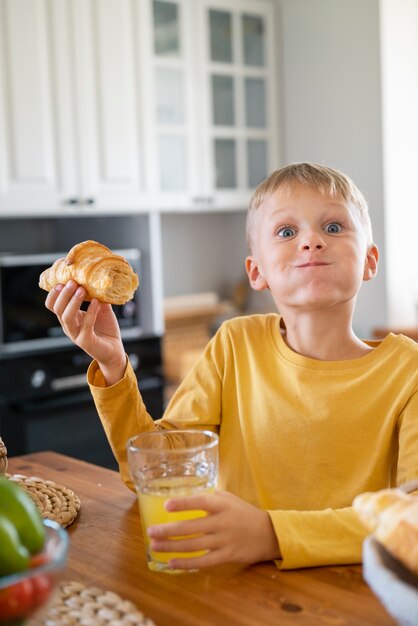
[0,248,142,356]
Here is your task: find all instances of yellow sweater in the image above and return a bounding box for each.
[88,314,418,570]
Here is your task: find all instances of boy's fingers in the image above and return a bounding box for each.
[148,515,212,540]
[85,298,100,321]
[150,534,215,554]
[78,299,100,335]
[44,284,64,310]
[60,286,86,325]
[50,280,79,317]
[165,494,220,513]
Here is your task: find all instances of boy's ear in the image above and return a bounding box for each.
[245,256,268,291]
[363,244,379,281]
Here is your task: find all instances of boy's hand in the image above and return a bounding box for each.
[45,281,126,385]
[147,491,281,570]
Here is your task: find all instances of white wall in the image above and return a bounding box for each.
[161,211,249,299]
[276,0,387,338]
[380,0,418,326]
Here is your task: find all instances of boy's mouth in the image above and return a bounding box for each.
[296,262,330,268]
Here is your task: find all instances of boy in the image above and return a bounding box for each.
[46,163,418,571]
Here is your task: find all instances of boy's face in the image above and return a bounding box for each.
[245,184,378,313]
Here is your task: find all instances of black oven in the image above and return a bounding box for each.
[0,338,164,470]
[0,249,164,469]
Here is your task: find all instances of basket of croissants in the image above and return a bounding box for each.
[353,482,418,626]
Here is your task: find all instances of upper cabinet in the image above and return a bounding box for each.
[0,0,279,216]
[145,0,279,210]
[0,0,149,215]
[199,0,278,209]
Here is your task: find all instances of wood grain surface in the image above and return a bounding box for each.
[9,452,396,626]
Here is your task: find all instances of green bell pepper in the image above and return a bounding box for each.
[0,477,46,577]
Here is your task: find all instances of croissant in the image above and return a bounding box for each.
[353,489,418,576]
[39,240,139,305]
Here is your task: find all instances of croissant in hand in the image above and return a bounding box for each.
[39,240,139,305]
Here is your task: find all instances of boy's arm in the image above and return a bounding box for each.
[397,388,418,495]
[267,506,366,569]
[270,387,418,570]
[88,358,157,490]
[87,338,223,490]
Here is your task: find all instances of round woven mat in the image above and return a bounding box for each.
[42,581,156,626]
[6,473,80,528]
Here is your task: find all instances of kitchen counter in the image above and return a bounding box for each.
[8,452,396,626]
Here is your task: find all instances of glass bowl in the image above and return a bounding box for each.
[0,519,69,626]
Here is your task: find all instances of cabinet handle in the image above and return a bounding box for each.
[193,196,214,205]
[63,197,95,207]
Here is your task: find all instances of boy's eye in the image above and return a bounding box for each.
[277,226,296,238]
[325,222,343,234]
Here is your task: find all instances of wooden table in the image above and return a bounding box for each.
[8,452,396,626]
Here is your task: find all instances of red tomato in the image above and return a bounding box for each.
[31,574,53,608]
[0,578,34,619]
[0,574,53,619]
[29,553,50,569]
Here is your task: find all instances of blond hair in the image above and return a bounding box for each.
[246,163,373,251]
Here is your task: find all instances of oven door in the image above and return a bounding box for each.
[1,389,119,469]
[0,375,163,470]
[0,337,164,469]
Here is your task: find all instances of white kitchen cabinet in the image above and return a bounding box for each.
[143,0,279,210]
[139,0,198,210]
[0,0,149,215]
[0,0,279,216]
[0,0,74,214]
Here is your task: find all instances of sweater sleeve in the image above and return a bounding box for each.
[267,506,366,569]
[397,388,418,494]
[270,387,418,570]
[87,358,157,490]
[88,334,223,490]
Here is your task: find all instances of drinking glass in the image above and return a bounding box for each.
[127,429,219,573]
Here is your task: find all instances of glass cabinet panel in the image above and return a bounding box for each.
[247,139,267,187]
[153,1,180,56]
[214,138,236,188]
[212,75,235,126]
[209,10,233,62]
[156,67,184,124]
[159,135,187,190]
[242,15,265,67]
[151,1,190,195]
[245,77,266,128]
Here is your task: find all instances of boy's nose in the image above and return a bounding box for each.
[298,232,326,251]
[301,242,323,250]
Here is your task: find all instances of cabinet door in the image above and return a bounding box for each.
[0,0,77,214]
[72,0,148,211]
[143,0,199,210]
[198,0,278,209]
[0,0,149,215]
[145,0,278,212]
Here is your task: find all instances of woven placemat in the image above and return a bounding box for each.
[6,473,80,528]
[41,581,156,626]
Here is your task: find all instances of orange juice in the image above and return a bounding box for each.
[138,475,214,571]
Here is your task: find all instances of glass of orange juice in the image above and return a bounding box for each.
[127,429,219,573]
